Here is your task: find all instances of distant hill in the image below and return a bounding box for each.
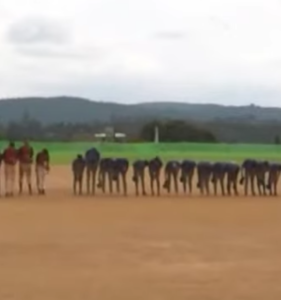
[0,96,281,124]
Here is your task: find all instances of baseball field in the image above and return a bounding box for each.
[1,141,281,299]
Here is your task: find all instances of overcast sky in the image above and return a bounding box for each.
[1,0,281,106]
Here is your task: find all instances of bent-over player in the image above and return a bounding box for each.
[72,154,86,195]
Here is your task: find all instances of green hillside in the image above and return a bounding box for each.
[0,96,281,124]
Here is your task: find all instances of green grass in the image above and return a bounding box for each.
[2,141,281,164]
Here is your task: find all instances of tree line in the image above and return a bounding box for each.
[0,114,280,144]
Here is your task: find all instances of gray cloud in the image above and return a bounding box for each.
[6,17,69,45]
[15,45,101,60]
[5,16,107,61]
[152,31,186,40]
[2,0,281,106]
[209,16,230,31]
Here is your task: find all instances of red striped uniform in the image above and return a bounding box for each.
[3,147,17,165]
[18,145,33,163]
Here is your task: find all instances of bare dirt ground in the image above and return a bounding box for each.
[0,166,281,299]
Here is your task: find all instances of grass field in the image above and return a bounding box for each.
[0,142,281,299]
[1,141,281,164]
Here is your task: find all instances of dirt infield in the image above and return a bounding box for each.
[0,166,281,299]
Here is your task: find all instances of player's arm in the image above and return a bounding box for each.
[2,148,7,161]
[44,149,50,170]
[16,147,22,160]
[30,146,34,159]
[71,160,76,172]
[35,152,39,165]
